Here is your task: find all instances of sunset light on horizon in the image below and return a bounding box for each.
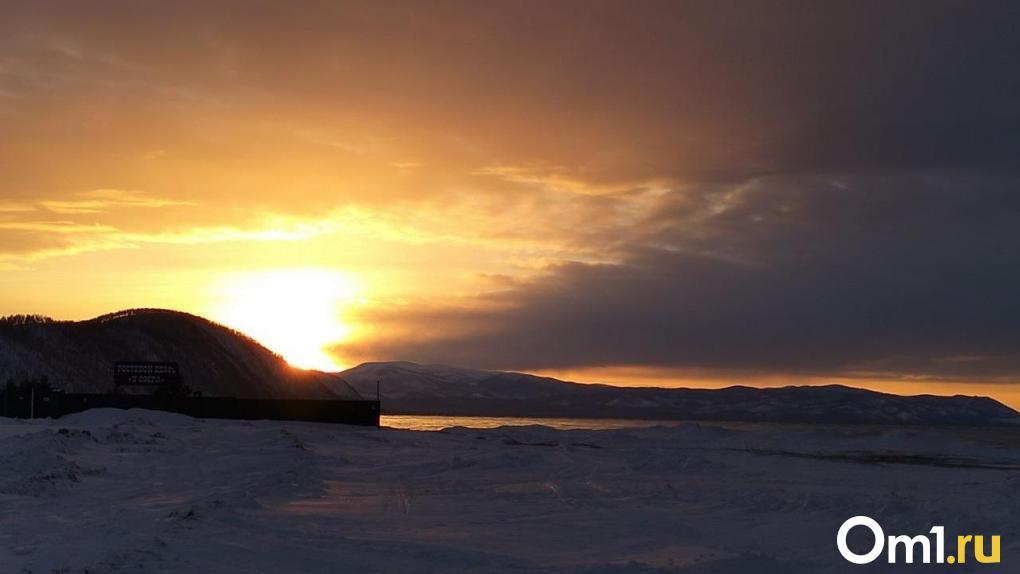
[206,268,362,372]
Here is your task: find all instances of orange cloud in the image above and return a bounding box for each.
[38,189,194,214]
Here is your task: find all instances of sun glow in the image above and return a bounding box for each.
[207,268,361,371]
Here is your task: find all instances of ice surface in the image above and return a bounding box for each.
[0,410,1016,573]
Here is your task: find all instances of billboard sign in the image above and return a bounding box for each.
[114,361,181,386]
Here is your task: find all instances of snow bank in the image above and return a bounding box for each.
[58,407,197,427]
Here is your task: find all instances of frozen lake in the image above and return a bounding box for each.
[381,414,694,431]
[1,409,1016,573]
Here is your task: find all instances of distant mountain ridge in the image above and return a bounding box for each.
[337,361,1019,425]
[0,309,361,399]
[3,309,1015,425]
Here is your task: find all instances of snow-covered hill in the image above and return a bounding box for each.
[0,309,361,399]
[337,361,1018,425]
[334,361,571,400]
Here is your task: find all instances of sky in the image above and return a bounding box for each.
[2,1,1020,406]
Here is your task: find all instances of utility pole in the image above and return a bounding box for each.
[30,385,35,419]
[376,380,382,428]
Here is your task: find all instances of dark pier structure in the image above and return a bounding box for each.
[2,362,380,427]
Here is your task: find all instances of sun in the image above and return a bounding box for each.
[207,268,360,371]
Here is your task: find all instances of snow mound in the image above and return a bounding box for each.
[59,408,197,427]
[0,428,105,496]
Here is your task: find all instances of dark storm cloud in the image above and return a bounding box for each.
[338,2,1020,381]
[347,172,1020,379]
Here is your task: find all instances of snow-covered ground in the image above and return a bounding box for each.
[1,410,1017,573]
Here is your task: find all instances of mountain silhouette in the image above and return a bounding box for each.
[0,309,360,399]
[338,361,1019,425]
[3,310,1015,425]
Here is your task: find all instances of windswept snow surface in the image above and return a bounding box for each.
[1,410,1017,573]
